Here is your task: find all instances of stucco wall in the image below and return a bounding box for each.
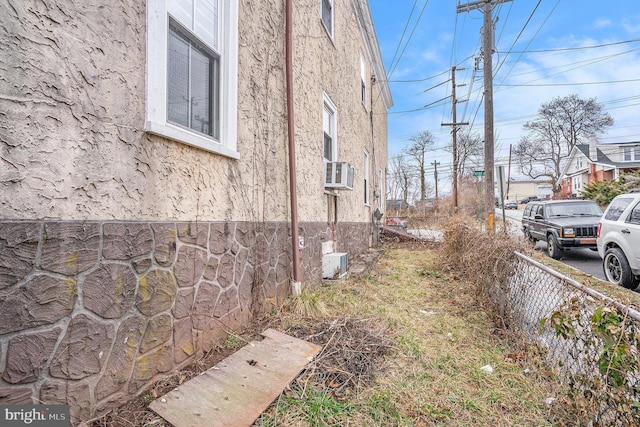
[0,0,387,226]
[0,0,292,223]
[291,0,388,223]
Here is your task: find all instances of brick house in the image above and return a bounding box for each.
[0,0,392,421]
[560,142,640,198]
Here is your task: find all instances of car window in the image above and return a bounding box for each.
[626,201,640,225]
[605,197,633,221]
[536,205,543,217]
[523,205,532,217]
[547,201,603,217]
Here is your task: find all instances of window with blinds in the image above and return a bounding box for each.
[145,0,238,158]
[168,20,219,138]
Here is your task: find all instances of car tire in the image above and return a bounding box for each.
[547,234,562,260]
[524,228,536,245]
[603,247,636,289]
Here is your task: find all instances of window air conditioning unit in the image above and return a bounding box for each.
[325,162,354,190]
[322,252,348,279]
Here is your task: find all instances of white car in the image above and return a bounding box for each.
[597,192,640,288]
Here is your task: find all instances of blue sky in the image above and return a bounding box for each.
[368,0,640,187]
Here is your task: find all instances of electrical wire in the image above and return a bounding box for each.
[495,0,551,86]
[385,0,419,77]
[387,0,431,79]
[499,38,640,54]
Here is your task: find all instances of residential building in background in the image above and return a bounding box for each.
[560,142,640,198]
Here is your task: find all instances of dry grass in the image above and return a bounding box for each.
[89,237,577,427]
[254,243,577,426]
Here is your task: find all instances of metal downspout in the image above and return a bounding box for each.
[286,0,301,286]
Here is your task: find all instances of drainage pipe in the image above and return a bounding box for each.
[286,0,301,283]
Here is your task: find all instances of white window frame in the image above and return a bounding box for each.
[360,52,367,106]
[364,149,370,205]
[379,169,384,206]
[323,93,337,163]
[146,0,239,159]
[321,0,333,39]
[622,146,640,162]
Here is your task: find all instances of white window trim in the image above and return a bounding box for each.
[145,0,239,159]
[379,168,384,207]
[364,149,370,206]
[360,52,367,107]
[622,146,640,162]
[323,92,337,162]
[321,0,334,39]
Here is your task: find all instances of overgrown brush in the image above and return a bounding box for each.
[438,214,529,297]
[541,296,640,425]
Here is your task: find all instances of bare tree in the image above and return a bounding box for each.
[514,94,613,195]
[445,129,483,179]
[411,181,434,207]
[387,155,413,206]
[403,130,435,205]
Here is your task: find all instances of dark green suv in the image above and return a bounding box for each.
[521,200,603,259]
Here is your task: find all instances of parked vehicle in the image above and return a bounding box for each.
[386,216,408,228]
[597,192,640,288]
[502,200,518,210]
[518,196,539,204]
[521,200,603,260]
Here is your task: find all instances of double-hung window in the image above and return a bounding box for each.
[321,0,333,37]
[623,146,640,162]
[379,169,384,205]
[323,93,337,163]
[360,53,366,106]
[146,0,239,159]
[168,20,218,138]
[364,150,370,205]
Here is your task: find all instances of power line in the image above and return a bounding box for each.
[387,0,430,79]
[498,38,640,54]
[499,78,640,87]
[386,0,419,77]
[495,0,554,87]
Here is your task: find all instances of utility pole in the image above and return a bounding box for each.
[457,0,512,231]
[432,160,440,210]
[506,144,512,200]
[442,66,468,214]
[451,68,459,214]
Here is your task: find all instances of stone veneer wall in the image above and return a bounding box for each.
[0,219,373,422]
[0,220,293,421]
[298,222,374,283]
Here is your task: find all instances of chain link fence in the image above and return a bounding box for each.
[490,252,640,425]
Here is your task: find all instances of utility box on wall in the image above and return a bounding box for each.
[322,252,348,279]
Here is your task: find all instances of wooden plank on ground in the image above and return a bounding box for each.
[149,328,322,427]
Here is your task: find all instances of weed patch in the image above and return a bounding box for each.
[90,243,578,427]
